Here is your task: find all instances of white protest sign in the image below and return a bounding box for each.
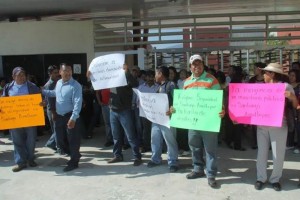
[88,53,127,90]
[133,88,170,128]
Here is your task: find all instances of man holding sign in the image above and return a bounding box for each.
[171,55,225,188]
[2,67,40,172]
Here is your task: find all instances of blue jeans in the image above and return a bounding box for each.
[151,123,178,166]
[45,109,57,149]
[110,109,141,160]
[101,105,113,142]
[188,130,218,178]
[55,113,81,166]
[10,127,37,165]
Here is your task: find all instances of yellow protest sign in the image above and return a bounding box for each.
[0,94,45,130]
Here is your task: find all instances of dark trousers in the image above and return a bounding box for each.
[55,113,81,166]
[225,115,244,149]
[141,117,152,150]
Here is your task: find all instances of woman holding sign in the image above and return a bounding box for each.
[254,63,298,191]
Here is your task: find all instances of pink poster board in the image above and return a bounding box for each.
[229,83,286,127]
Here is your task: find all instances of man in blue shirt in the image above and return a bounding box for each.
[43,63,83,172]
[2,67,40,172]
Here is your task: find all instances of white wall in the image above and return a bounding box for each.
[0,21,94,64]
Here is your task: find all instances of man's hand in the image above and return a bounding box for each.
[166,106,176,116]
[123,64,129,73]
[86,70,91,78]
[219,106,225,118]
[67,119,76,129]
[51,112,57,121]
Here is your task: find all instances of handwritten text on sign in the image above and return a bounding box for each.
[0,94,45,130]
[133,88,170,128]
[89,53,127,90]
[229,83,285,127]
[170,89,223,132]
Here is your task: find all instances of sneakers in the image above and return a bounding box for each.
[147,161,160,168]
[12,164,27,172]
[107,157,123,163]
[272,182,281,191]
[208,177,217,188]
[63,165,78,172]
[254,181,265,190]
[293,148,300,154]
[133,159,142,166]
[186,171,205,179]
[169,166,179,173]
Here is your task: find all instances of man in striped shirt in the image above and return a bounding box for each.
[181,54,225,188]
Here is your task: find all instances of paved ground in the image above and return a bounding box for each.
[1,127,300,200]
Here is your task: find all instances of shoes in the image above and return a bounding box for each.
[233,147,246,151]
[293,149,300,154]
[28,160,38,167]
[122,145,130,150]
[169,166,179,173]
[208,178,217,188]
[63,165,78,172]
[12,164,27,172]
[104,141,114,147]
[133,159,142,166]
[272,182,281,191]
[147,161,160,168]
[186,171,205,179]
[254,181,265,190]
[107,157,123,163]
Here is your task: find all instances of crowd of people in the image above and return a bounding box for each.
[1,55,300,191]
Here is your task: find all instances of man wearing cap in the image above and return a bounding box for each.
[171,54,225,188]
[2,67,40,172]
[42,63,83,172]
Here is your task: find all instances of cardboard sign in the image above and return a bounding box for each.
[170,89,223,132]
[229,83,285,127]
[133,88,170,128]
[88,53,127,90]
[0,94,45,130]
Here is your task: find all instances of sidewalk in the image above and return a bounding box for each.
[0,127,300,200]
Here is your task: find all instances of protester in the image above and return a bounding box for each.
[147,66,179,172]
[42,63,83,172]
[171,54,225,188]
[2,67,40,172]
[44,65,60,152]
[254,63,298,191]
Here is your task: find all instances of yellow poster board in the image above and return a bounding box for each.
[0,94,45,130]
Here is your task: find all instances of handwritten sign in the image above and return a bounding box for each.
[133,88,170,128]
[89,53,127,90]
[229,83,285,127]
[170,89,223,132]
[0,94,45,130]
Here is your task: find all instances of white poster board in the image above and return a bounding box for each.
[133,88,170,128]
[88,53,127,90]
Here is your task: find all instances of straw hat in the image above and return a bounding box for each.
[262,63,286,75]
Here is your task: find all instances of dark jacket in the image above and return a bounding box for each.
[109,72,138,111]
[2,81,40,97]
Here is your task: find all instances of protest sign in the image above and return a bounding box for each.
[229,83,285,127]
[133,88,170,128]
[0,94,45,130]
[89,53,127,90]
[170,89,223,132]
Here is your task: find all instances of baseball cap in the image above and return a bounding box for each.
[12,67,25,76]
[189,54,203,64]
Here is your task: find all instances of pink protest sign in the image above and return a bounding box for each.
[229,83,286,127]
